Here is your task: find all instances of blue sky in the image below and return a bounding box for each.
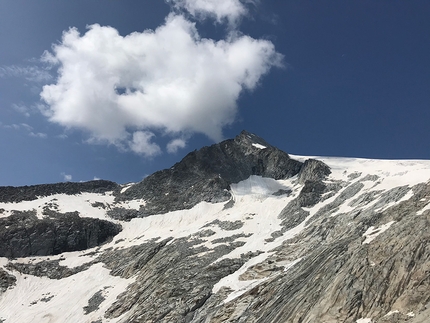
[1,0,430,186]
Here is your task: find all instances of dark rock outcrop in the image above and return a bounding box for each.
[0,180,118,203]
[0,211,121,257]
[0,268,16,293]
[107,208,140,222]
[117,131,303,215]
[6,259,92,279]
[297,159,331,184]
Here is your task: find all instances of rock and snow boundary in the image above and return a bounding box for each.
[1,133,430,322]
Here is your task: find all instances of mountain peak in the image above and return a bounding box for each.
[117,131,303,216]
[234,130,273,149]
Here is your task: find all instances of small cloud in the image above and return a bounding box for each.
[57,134,68,139]
[128,131,162,157]
[29,132,47,138]
[0,64,52,83]
[167,138,187,153]
[12,104,31,117]
[61,172,72,181]
[168,0,254,25]
[20,123,33,131]
[2,123,47,138]
[3,123,33,131]
[3,124,21,130]
[93,176,101,180]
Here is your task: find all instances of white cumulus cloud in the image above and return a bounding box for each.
[40,13,282,156]
[167,138,187,153]
[168,0,253,25]
[128,131,162,157]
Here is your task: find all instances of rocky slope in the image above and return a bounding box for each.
[0,131,430,323]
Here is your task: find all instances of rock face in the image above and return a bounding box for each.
[1,131,430,323]
[117,130,303,216]
[0,269,16,293]
[0,210,121,257]
[0,180,118,203]
[297,158,331,184]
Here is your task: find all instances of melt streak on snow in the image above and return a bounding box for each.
[1,156,430,322]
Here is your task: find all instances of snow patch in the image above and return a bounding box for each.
[356,319,372,323]
[383,310,399,317]
[417,202,430,215]
[363,221,396,244]
[251,143,266,149]
[120,183,135,193]
[231,175,290,196]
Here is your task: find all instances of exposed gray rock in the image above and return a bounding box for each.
[116,130,303,216]
[360,174,379,182]
[370,185,411,211]
[297,159,331,184]
[0,210,121,257]
[347,172,362,180]
[29,293,55,306]
[272,188,292,196]
[265,230,284,242]
[278,199,309,231]
[306,181,365,225]
[40,294,54,302]
[107,207,140,221]
[222,199,235,210]
[6,259,92,279]
[99,238,172,279]
[0,268,16,293]
[0,180,118,203]
[91,202,108,209]
[211,233,252,244]
[349,190,383,208]
[194,230,217,238]
[297,180,327,207]
[84,290,106,314]
[203,220,244,231]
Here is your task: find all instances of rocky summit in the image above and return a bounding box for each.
[1,131,430,323]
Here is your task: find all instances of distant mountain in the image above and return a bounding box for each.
[0,131,430,323]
